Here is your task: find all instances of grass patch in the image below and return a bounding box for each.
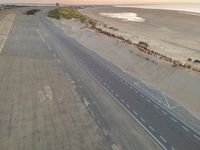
[25,9,40,15]
[48,9,61,19]
[48,7,97,27]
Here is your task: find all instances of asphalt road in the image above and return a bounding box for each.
[36,10,200,150]
[1,8,200,150]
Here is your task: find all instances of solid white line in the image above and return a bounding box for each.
[0,14,15,54]
[193,134,200,141]
[160,136,167,143]
[71,54,168,150]
[170,117,178,123]
[162,110,167,115]
[97,63,200,136]
[182,126,189,132]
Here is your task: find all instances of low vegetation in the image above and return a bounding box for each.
[48,7,200,73]
[25,9,40,15]
[48,7,97,27]
[188,58,192,61]
[194,59,200,64]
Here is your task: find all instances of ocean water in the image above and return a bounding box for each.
[115,4,200,14]
[100,12,145,22]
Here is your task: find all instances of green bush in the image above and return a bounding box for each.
[25,9,40,15]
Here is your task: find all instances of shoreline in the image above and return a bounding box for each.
[49,5,200,130]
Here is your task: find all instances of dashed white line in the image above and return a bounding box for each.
[160,136,167,143]
[133,111,138,115]
[170,117,178,123]
[182,126,189,132]
[121,99,125,103]
[149,126,155,131]
[140,117,146,123]
[171,146,175,150]
[115,94,119,97]
[193,134,200,141]
[126,104,131,109]
[146,99,151,103]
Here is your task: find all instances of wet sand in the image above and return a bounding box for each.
[80,6,200,64]
[51,5,200,123]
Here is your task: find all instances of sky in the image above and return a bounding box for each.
[1,0,200,4]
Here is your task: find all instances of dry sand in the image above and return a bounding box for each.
[51,6,200,120]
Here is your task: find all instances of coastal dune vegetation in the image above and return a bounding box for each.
[48,7,200,73]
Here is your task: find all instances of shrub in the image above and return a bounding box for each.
[138,41,149,49]
[48,9,61,19]
[25,9,40,15]
[194,59,200,63]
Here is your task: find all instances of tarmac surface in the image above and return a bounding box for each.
[0,7,161,150]
[0,7,200,150]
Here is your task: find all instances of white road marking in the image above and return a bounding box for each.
[140,117,146,123]
[115,94,119,97]
[121,99,125,103]
[182,126,189,132]
[0,14,16,54]
[171,146,175,150]
[146,99,151,103]
[57,59,61,63]
[193,134,200,141]
[160,136,167,143]
[141,95,144,98]
[149,126,155,131]
[154,105,160,109]
[161,110,167,115]
[170,117,178,123]
[47,44,52,50]
[37,29,46,42]
[133,111,138,115]
[126,104,131,109]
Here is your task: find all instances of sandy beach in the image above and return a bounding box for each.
[51,5,200,127]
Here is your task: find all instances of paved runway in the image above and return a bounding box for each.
[37,9,200,150]
[1,7,200,150]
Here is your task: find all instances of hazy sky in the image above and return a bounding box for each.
[1,0,200,4]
